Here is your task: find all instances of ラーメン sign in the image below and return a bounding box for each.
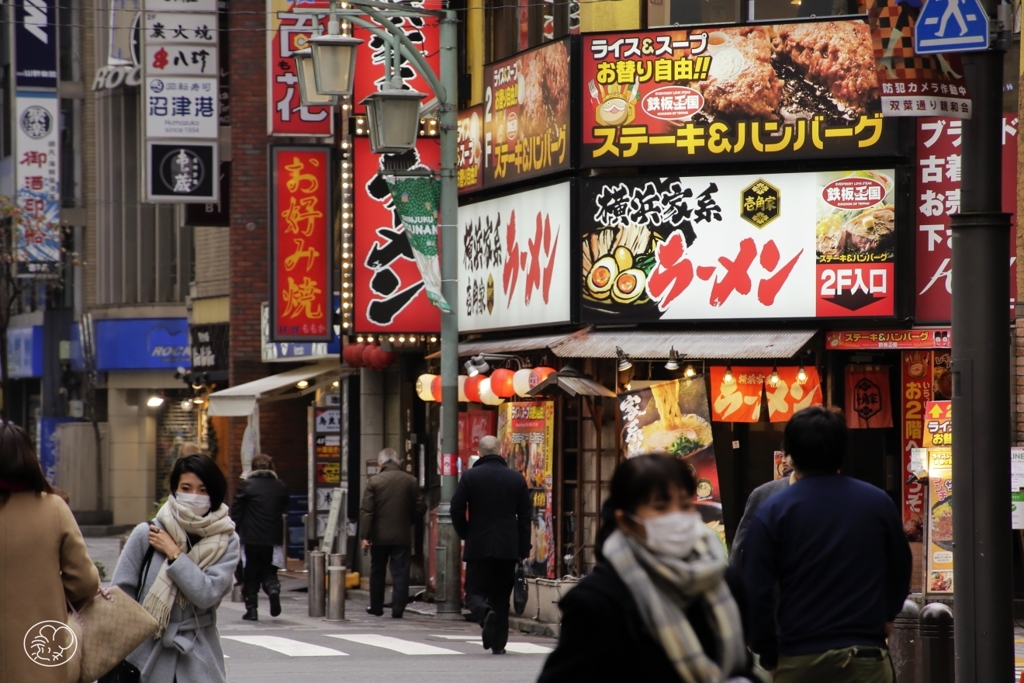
[581,20,897,167]
[270,146,333,342]
[458,181,573,333]
[580,170,898,323]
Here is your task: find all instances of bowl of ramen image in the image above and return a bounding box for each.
[930,497,954,552]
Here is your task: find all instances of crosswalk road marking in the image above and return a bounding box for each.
[430,635,553,654]
[223,636,348,657]
[326,634,464,655]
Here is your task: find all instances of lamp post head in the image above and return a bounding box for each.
[308,34,363,97]
[294,47,338,107]
[360,87,426,153]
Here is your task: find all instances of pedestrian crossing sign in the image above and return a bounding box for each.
[914,0,990,54]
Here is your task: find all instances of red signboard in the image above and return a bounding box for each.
[353,136,441,334]
[267,0,334,136]
[270,146,333,342]
[351,0,441,114]
[901,350,933,542]
[915,115,1017,323]
[826,329,951,350]
[457,105,484,195]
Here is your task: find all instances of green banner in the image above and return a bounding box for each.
[386,176,450,313]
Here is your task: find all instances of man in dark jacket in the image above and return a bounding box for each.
[450,435,531,655]
[230,453,289,621]
[360,448,426,618]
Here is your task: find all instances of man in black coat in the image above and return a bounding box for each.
[450,435,531,654]
[231,454,289,621]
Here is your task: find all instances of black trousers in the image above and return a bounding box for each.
[464,558,517,650]
[370,544,412,617]
[243,544,281,609]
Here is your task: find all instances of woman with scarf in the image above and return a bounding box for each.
[112,453,240,683]
[538,454,764,683]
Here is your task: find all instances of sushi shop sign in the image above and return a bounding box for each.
[580,170,898,323]
[458,181,573,333]
[581,19,897,167]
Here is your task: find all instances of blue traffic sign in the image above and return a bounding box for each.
[914,0,990,54]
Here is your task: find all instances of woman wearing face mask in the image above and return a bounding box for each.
[538,454,764,683]
[111,453,240,683]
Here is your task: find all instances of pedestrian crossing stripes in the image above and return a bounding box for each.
[221,633,553,658]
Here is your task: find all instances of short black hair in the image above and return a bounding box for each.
[783,406,848,474]
[596,454,697,560]
[170,454,227,512]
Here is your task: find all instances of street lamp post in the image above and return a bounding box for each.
[297,1,462,617]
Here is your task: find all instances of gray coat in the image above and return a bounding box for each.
[731,477,791,568]
[112,520,240,683]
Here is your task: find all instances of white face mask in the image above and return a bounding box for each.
[632,510,703,557]
[176,492,211,516]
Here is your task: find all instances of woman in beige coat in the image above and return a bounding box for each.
[0,422,100,683]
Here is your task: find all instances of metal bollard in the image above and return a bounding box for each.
[308,551,326,618]
[889,599,921,683]
[326,553,346,621]
[919,602,954,683]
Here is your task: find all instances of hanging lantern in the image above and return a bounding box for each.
[458,375,469,402]
[478,377,504,406]
[490,368,515,398]
[375,348,398,370]
[362,343,378,368]
[464,374,486,403]
[344,342,366,367]
[513,368,534,397]
[530,366,556,389]
[416,374,437,402]
[430,375,443,402]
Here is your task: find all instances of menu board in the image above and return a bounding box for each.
[312,406,343,543]
[497,401,555,578]
[924,400,952,594]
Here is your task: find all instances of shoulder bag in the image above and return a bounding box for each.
[513,559,529,616]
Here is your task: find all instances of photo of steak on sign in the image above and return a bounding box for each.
[581,19,896,167]
[580,170,897,323]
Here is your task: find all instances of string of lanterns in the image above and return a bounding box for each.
[417,366,555,404]
[342,342,397,370]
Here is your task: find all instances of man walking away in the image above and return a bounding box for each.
[450,435,531,655]
[744,406,912,683]
[231,453,289,621]
[730,461,793,568]
[360,448,426,618]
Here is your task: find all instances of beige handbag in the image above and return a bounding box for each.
[67,586,159,683]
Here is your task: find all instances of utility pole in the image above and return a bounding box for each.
[951,1,1013,680]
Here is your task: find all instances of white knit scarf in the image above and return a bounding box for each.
[142,496,235,635]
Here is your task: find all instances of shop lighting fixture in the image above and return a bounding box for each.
[464,360,479,377]
[684,364,696,379]
[430,336,437,343]
[357,336,364,343]
[367,335,374,343]
[665,347,680,371]
[332,380,340,388]
[797,365,808,384]
[399,336,406,343]
[192,397,205,405]
[724,365,735,384]
[769,366,780,387]
[180,399,193,412]
[146,395,164,408]
[296,380,310,390]
[616,347,633,372]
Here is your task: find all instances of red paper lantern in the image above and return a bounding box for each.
[376,348,397,370]
[490,368,515,398]
[464,374,486,403]
[343,342,365,367]
[431,375,442,402]
[362,343,378,368]
[530,367,556,389]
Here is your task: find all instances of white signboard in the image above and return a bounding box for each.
[458,181,572,332]
[14,93,61,275]
[145,44,218,76]
[143,12,218,45]
[145,76,218,138]
[144,0,216,13]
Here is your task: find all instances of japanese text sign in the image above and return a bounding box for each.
[15,0,57,89]
[581,20,896,167]
[483,37,573,188]
[145,76,219,138]
[827,328,951,350]
[144,12,218,46]
[926,446,953,594]
[901,350,933,542]
[765,366,823,423]
[925,400,951,448]
[145,0,216,12]
[709,366,763,423]
[146,141,219,202]
[458,181,572,332]
[353,137,441,334]
[270,146,333,342]
[845,365,894,429]
[267,0,333,136]
[352,0,441,114]
[15,93,61,277]
[457,106,484,194]
[915,116,1017,323]
[580,170,897,324]
[145,44,218,77]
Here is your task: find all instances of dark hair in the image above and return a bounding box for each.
[252,454,274,471]
[0,422,53,507]
[595,454,697,561]
[783,406,848,474]
[170,454,227,512]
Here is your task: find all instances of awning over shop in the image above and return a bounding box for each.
[528,366,616,398]
[207,361,351,417]
[552,329,818,360]
[425,331,584,359]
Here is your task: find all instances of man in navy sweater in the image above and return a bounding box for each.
[743,406,911,683]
